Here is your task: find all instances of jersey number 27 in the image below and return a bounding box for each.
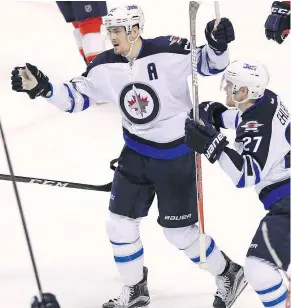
[242,136,263,153]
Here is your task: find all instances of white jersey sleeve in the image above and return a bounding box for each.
[45,67,113,113]
[155,36,229,77]
[197,44,229,76]
[221,109,240,129]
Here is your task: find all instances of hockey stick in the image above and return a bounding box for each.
[189,1,207,268]
[0,118,46,302]
[212,2,221,45]
[0,159,118,192]
[262,222,291,307]
[214,2,221,30]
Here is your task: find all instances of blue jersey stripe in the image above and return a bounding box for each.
[253,159,261,184]
[236,170,245,188]
[262,184,290,209]
[63,84,75,113]
[124,133,191,160]
[72,82,90,110]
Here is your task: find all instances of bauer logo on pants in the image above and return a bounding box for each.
[165,214,192,221]
[119,82,160,125]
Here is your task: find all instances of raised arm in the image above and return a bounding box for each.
[11,62,112,113]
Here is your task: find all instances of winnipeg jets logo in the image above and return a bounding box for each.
[241,121,264,132]
[127,85,149,117]
[119,82,160,124]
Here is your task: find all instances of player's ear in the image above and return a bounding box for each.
[243,87,249,97]
[239,86,249,99]
[131,25,140,39]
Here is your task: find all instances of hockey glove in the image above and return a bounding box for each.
[31,293,61,308]
[185,119,229,164]
[265,1,290,44]
[205,17,235,53]
[11,63,51,99]
[198,101,228,129]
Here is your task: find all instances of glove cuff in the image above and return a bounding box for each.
[208,44,224,55]
[41,82,52,98]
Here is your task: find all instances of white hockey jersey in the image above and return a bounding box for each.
[218,89,290,209]
[46,36,229,159]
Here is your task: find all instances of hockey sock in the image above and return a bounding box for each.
[111,238,144,286]
[78,17,104,63]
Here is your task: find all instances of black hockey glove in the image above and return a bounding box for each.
[205,17,235,53]
[265,1,290,44]
[198,101,228,129]
[185,119,229,164]
[31,293,61,308]
[11,63,51,99]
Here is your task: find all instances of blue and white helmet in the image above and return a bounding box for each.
[102,4,145,35]
[221,60,270,102]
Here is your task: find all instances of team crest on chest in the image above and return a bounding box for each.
[241,120,264,132]
[119,82,160,124]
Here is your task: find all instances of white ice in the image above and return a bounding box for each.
[0,1,290,307]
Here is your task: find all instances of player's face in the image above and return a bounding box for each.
[223,80,248,107]
[224,80,236,107]
[107,26,129,55]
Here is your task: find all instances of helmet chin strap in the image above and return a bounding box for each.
[122,32,140,58]
[231,85,250,109]
[233,96,250,109]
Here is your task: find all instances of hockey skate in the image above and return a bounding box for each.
[213,253,248,308]
[103,267,150,308]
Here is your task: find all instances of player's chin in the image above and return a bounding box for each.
[113,46,122,54]
[226,99,234,108]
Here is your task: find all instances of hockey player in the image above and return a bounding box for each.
[11,5,246,308]
[265,1,290,44]
[56,1,107,64]
[185,60,290,308]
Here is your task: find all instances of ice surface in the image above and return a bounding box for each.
[0,1,289,307]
